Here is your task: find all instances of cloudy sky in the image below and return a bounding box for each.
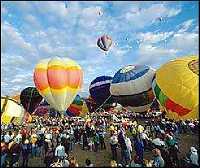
[1,1,199,97]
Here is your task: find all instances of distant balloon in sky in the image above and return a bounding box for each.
[97,35,112,52]
[33,57,83,114]
[110,65,155,112]
[152,55,199,121]
[20,87,43,114]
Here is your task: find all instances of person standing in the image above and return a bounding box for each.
[110,133,118,161]
[152,148,165,167]
[134,135,144,164]
[93,131,100,152]
[44,147,54,167]
[55,143,65,161]
[82,130,89,150]
[99,129,106,150]
[21,139,31,167]
[125,136,132,164]
[31,132,38,157]
[9,140,21,167]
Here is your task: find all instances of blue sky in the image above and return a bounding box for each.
[1,1,199,97]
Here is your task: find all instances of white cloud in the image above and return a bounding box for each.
[1,5,7,15]
[136,31,174,44]
[24,14,41,28]
[177,19,194,33]
[1,1,198,97]
[136,43,178,66]
[2,21,36,55]
[168,32,198,53]
[125,4,181,29]
[32,1,68,22]
[38,43,53,55]
[193,25,199,32]
[167,8,181,17]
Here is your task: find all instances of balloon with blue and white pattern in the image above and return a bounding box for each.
[110,65,155,112]
[89,76,113,106]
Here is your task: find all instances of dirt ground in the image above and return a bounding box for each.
[19,120,199,167]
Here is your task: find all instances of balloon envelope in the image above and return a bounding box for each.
[89,76,113,106]
[34,106,49,116]
[97,35,112,51]
[1,96,25,125]
[152,56,199,120]
[33,57,83,113]
[64,95,88,117]
[20,87,43,114]
[110,65,155,112]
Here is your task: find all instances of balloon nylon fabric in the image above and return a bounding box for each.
[1,97,25,125]
[152,55,199,120]
[110,65,155,112]
[34,57,83,113]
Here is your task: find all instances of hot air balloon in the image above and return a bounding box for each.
[39,99,49,106]
[23,112,32,123]
[20,87,43,114]
[89,76,113,106]
[97,35,112,51]
[85,96,97,112]
[1,96,25,125]
[11,94,20,103]
[33,57,83,115]
[152,56,199,121]
[64,95,88,117]
[33,106,49,116]
[110,65,155,112]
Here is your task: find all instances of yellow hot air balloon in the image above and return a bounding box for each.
[33,57,83,115]
[1,96,25,125]
[152,56,199,121]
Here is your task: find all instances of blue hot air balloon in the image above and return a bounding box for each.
[110,65,155,112]
[89,76,113,106]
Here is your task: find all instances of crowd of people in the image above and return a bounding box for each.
[1,111,199,167]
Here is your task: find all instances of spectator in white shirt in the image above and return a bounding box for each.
[190,147,199,166]
[55,143,65,160]
[4,132,11,144]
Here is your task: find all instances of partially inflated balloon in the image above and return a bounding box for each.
[20,87,43,114]
[152,56,199,120]
[85,96,96,112]
[110,65,155,112]
[11,94,20,103]
[33,106,49,116]
[34,57,83,113]
[64,95,88,117]
[97,35,112,51]
[89,76,113,106]
[23,112,32,123]
[1,96,25,125]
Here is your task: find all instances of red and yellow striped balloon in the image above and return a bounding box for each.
[33,57,83,113]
